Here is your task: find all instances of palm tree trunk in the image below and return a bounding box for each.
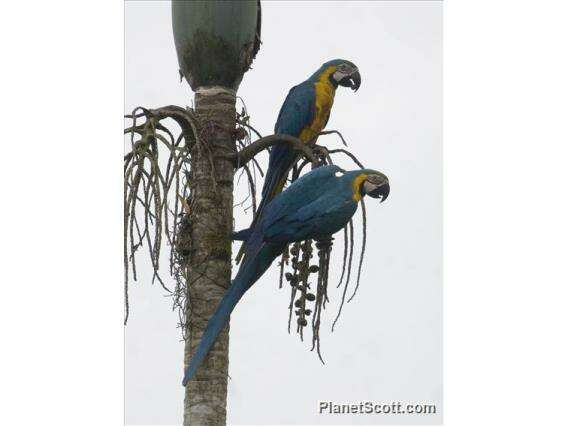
[183,87,236,425]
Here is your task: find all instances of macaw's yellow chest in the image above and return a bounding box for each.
[299,81,336,143]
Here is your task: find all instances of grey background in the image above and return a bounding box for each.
[125,1,441,425]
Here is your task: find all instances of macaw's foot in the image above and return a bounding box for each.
[315,237,334,250]
[231,228,252,241]
[312,145,332,165]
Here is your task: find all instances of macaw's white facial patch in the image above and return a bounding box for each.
[333,71,348,82]
[334,170,344,178]
[363,180,377,194]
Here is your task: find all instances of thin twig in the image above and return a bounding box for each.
[237,134,318,167]
[327,149,365,169]
[348,199,367,303]
[318,129,349,146]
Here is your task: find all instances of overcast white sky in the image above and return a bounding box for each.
[125,1,442,425]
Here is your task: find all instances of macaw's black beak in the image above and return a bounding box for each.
[368,181,390,202]
[339,69,361,91]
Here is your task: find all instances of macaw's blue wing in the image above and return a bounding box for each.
[260,82,316,203]
[235,165,345,241]
[262,166,359,243]
[261,165,341,224]
[231,228,253,241]
[274,82,316,136]
[234,164,344,242]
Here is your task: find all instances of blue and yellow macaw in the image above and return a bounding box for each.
[183,165,389,385]
[236,59,361,262]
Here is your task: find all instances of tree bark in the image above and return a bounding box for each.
[183,86,236,425]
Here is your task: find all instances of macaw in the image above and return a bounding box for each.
[183,165,389,385]
[236,59,361,263]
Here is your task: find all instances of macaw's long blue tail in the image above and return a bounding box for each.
[182,276,243,386]
[183,242,283,386]
[259,145,298,213]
